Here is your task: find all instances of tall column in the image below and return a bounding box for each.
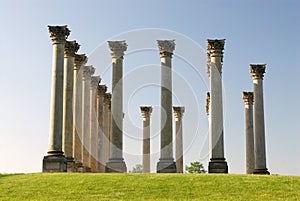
[242,91,255,174]
[96,85,107,172]
[140,106,153,173]
[156,40,176,173]
[250,64,270,174]
[82,65,95,172]
[90,76,101,172]
[173,106,185,173]
[43,25,70,172]
[105,41,127,173]
[62,40,80,172]
[101,93,111,172]
[207,39,228,173]
[73,54,87,172]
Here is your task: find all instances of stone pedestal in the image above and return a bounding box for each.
[250,64,270,175]
[156,40,176,173]
[105,41,127,173]
[43,25,70,172]
[73,54,87,172]
[140,106,153,173]
[173,106,185,173]
[62,40,80,172]
[242,91,255,174]
[207,39,228,173]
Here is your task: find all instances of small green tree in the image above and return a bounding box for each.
[185,161,206,174]
[129,164,143,173]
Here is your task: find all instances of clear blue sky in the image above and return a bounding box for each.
[0,0,299,175]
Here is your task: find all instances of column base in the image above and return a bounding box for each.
[66,157,75,172]
[74,162,84,172]
[105,158,127,173]
[208,158,228,173]
[157,158,177,173]
[253,168,270,175]
[43,154,67,172]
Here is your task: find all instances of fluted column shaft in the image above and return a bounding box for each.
[207,39,228,173]
[156,40,176,173]
[43,25,70,172]
[242,92,255,174]
[140,106,153,173]
[173,106,185,173]
[250,64,270,174]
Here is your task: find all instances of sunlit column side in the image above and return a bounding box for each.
[173,106,185,173]
[140,106,153,173]
[207,39,228,173]
[81,65,95,172]
[105,41,127,173]
[73,54,87,172]
[43,25,70,172]
[96,85,107,172]
[250,64,270,175]
[89,76,101,172]
[156,40,177,173]
[62,40,79,172]
[242,91,255,174]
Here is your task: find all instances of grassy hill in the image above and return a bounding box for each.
[0,173,299,200]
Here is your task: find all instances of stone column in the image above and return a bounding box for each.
[207,39,228,173]
[250,64,270,174]
[105,41,127,173]
[89,76,101,172]
[242,91,255,174]
[140,106,153,173]
[96,85,107,172]
[173,106,185,173]
[156,40,176,173]
[43,25,70,172]
[81,65,95,172]
[101,93,111,172]
[62,40,79,172]
[73,54,87,172]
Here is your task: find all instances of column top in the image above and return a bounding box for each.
[64,40,80,57]
[173,106,185,120]
[104,92,112,105]
[157,40,175,57]
[74,54,88,70]
[108,40,127,58]
[82,65,95,77]
[48,25,70,44]
[140,106,153,119]
[97,84,107,96]
[250,64,266,80]
[207,39,225,59]
[206,92,210,116]
[242,91,254,105]
[90,76,101,89]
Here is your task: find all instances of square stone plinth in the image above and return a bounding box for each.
[105,159,127,173]
[157,158,177,173]
[208,158,228,173]
[43,155,67,172]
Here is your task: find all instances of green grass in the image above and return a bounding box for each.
[0,173,299,200]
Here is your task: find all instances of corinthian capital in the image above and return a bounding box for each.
[64,40,80,57]
[207,39,225,60]
[97,85,107,96]
[140,106,153,120]
[250,64,266,80]
[242,91,254,105]
[90,76,101,89]
[157,40,175,57]
[104,93,112,105]
[82,65,95,78]
[74,54,88,70]
[48,25,70,44]
[108,41,127,58]
[173,106,185,121]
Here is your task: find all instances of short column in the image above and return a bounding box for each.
[156,40,177,173]
[96,85,107,172]
[250,64,270,175]
[82,65,95,172]
[43,25,70,172]
[173,106,185,173]
[73,54,87,172]
[106,41,127,173]
[140,106,153,173]
[90,76,101,172]
[62,40,80,172]
[207,39,228,173]
[242,91,255,174]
